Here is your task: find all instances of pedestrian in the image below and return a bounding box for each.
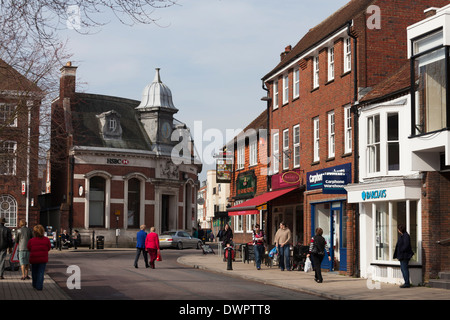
[134,225,149,268]
[61,230,71,248]
[27,224,51,290]
[307,227,331,283]
[15,220,33,280]
[72,230,80,249]
[253,224,265,270]
[0,217,13,280]
[222,224,233,247]
[274,221,292,271]
[394,224,414,288]
[145,227,160,269]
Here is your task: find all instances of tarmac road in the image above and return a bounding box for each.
[46,248,326,301]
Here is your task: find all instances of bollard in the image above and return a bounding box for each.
[226,246,233,270]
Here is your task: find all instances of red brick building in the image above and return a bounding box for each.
[49,63,201,247]
[0,59,41,229]
[262,0,449,275]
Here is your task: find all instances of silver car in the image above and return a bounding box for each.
[159,230,202,250]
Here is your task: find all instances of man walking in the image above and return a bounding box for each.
[0,217,13,279]
[15,220,33,280]
[134,225,149,268]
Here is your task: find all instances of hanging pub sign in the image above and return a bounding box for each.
[216,151,233,183]
[235,170,256,199]
[307,163,351,194]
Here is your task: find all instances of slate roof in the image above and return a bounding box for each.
[70,93,152,150]
[262,0,376,80]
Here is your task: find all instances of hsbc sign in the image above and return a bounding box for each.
[107,158,129,165]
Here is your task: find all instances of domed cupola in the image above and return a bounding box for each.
[137,68,178,112]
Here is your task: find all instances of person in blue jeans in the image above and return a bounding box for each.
[252,224,265,270]
[134,225,149,268]
[274,222,292,271]
[394,224,414,288]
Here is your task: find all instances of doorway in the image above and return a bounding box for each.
[161,194,176,232]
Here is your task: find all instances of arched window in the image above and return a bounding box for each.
[127,178,140,228]
[0,194,17,227]
[89,176,105,228]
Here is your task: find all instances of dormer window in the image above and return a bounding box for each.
[97,110,123,140]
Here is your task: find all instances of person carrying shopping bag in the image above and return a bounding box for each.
[307,227,331,283]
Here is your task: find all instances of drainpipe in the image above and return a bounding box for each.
[261,80,271,243]
[348,21,360,278]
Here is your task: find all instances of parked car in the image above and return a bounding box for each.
[159,230,202,250]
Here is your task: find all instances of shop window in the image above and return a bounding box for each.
[127,178,140,228]
[89,176,106,227]
[412,29,448,135]
[0,194,17,227]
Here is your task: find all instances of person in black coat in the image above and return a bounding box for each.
[394,224,414,288]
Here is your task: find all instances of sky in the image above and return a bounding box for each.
[60,0,350,181]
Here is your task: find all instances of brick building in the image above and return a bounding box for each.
[261,0,449,276]
[49,63,201,247]
[0,59,41,229]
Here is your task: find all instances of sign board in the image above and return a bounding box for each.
[216,157,233,183]
[271,169,302,190]
[235,170,256,199]
[307,163,351,194]
[10,243,19,263]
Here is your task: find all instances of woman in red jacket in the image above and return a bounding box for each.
[27,225,51,290]
[145,227,160,269]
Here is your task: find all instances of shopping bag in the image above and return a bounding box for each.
[304,257,312,273]
[157,250,162,261]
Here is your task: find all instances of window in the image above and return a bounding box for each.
[272,132,279,173]
[0,141,16,175]
[234,210,244,233]
[375,200,418,263]
[127,178,140,228]
[313,117,320,162]
[293,68,300,99]
[249,139,257,166]
[273,81,279,110]
[293,125,300,168]
[237,144,245,170]
[328,111,335,158]
[89,176,106,228]
[283,129,289,170]
[328,47,335,81]
[313,56,320,88]
[0,103,17,127]
[344,37,352,73]
[367,114,380,173]
[412,30,446,134]
[344,105,352,154]
[246,214,258,233]
[0,194,17,227]
[387,113,400,171]
[283,74,289,105]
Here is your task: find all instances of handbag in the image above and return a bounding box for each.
[304,257,312,273]
[157,250,162,261]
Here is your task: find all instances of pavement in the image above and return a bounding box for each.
[1,247,449,300]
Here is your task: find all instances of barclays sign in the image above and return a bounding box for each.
[361,189,387,201]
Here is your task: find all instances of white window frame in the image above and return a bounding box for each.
[344,105,352,154]
[0,194,17,227]
[283,74,289,105]
[272,132,279,174]
[273,81,279,110]
[0,103,18,127]
[344,37,352,73]
[313,56,320,88]
[328,111,335,158]
[283,129,289,170]
[293,124,300,168]
[234,215,244,233]
[246,214,259,233]
[328,47,335,81]
[249,139,257,166]
[0,141,17,175]
[293,68,300,99]
[237,144,245,170]
[313,117,320,162]
[367,114,380,174]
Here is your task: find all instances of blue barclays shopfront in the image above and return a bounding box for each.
[305,163,352,273]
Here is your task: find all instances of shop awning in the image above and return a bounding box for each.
[227,187,298,216]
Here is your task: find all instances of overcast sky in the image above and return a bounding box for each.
[60,0,349,180]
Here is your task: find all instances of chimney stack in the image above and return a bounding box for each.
[60,61,77,99]
[280,45,292,61]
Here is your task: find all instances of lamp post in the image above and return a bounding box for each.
[115,210,121,248]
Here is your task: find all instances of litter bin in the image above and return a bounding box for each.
[96,236,105,249]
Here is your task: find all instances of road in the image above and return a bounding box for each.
[46,248,325,301]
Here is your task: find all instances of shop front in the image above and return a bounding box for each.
[346,178,422,285]
[305,163,352,272]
